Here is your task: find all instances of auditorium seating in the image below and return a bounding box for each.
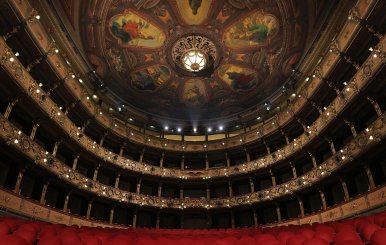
[1,210,386,245]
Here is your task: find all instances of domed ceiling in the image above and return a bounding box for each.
[75,0,310,121]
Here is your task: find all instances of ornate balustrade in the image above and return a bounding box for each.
[0,32,384,180]
[0,110,384,209]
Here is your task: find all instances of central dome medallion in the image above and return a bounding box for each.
[171,34,217,76]
[79,0,309,122]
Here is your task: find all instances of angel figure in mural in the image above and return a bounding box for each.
[111,18,155,44]
[184,84,205,106]
[132,70,161,91]
[232,14,279,44]
[226,71,256,91]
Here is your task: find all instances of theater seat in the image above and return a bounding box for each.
[0,235,29,245]
[370,228,386,245]
[361,223,381,242]
[300,238,329,245]
[0,222,11,235]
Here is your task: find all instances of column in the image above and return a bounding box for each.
[81,120,91,133]
[63,192,72,213]
[363,164,375,189]
[283,131,290,145]
[158,182,162,197]
[29,123,40,140]
[181,154,185,170]
[308,151,317,168]
[109,206,115,224]
[244,147,250,162]
[119,144,126,157]
[230,211,235,228]
[318,188,327,210]
[72,154,80,170]
[159,152,165,168]
[206,184,210,200]
[180,213,184,229]
[132,210,137,228]
[99,132,108,147]
[325,138,336,155]
[269,170,276,187]
[276,203,282,222]
[114,173,121,189]
[207,212,212,229]
[228,181,233,197]
[93,164,100,181]
[205,154,209,169]
[156,212,160,229]
[339,176,350,201]
[52,140,62,157]
[136,177,142,194]
[139,147,146,163]
[40,181,49,204]
[180,184,184,199]
[14,168,26,194]
[253,209,258,227]
[290,162,297,178]
[264,140,271,154]
[86,200,93,219]
[343,119,357,137]
[225,152,231,167]
[297,196,305,217]
[3,98,18,119]
[249,177,255,193]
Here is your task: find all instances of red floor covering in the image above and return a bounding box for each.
[1,211,386,245]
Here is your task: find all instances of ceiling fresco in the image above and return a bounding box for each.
[75,0,310,121]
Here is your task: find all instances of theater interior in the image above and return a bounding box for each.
[0,0,386,244]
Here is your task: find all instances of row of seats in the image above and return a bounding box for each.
[1,210,386,245]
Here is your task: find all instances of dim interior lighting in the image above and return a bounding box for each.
[207,127,212,132]
[55,49,59,53]
[182,50,207,72]
[118,107,122,111]
[36,89,40,93]
[219,126,223,131]
[292,93,296,97]
[35,15,41,20]
[14,139,19,144]
[164,126,169,130]
[86,96,90,100]
[9,57,14,62]
[92,94,97,99]
[129,118,133,121]
[177,127,182,132]
[305,77,309,81]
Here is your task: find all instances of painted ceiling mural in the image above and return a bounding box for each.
[75,0,310,121]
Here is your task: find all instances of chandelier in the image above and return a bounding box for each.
[182,50,207,72]
[171,34,217,75]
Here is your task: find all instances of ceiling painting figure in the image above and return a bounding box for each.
[181,79,209,107]
[109,10,165,48]
[218,65,258,92]
[224,12,280,49]
[174,0,213,25]
[130,66,171,92]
